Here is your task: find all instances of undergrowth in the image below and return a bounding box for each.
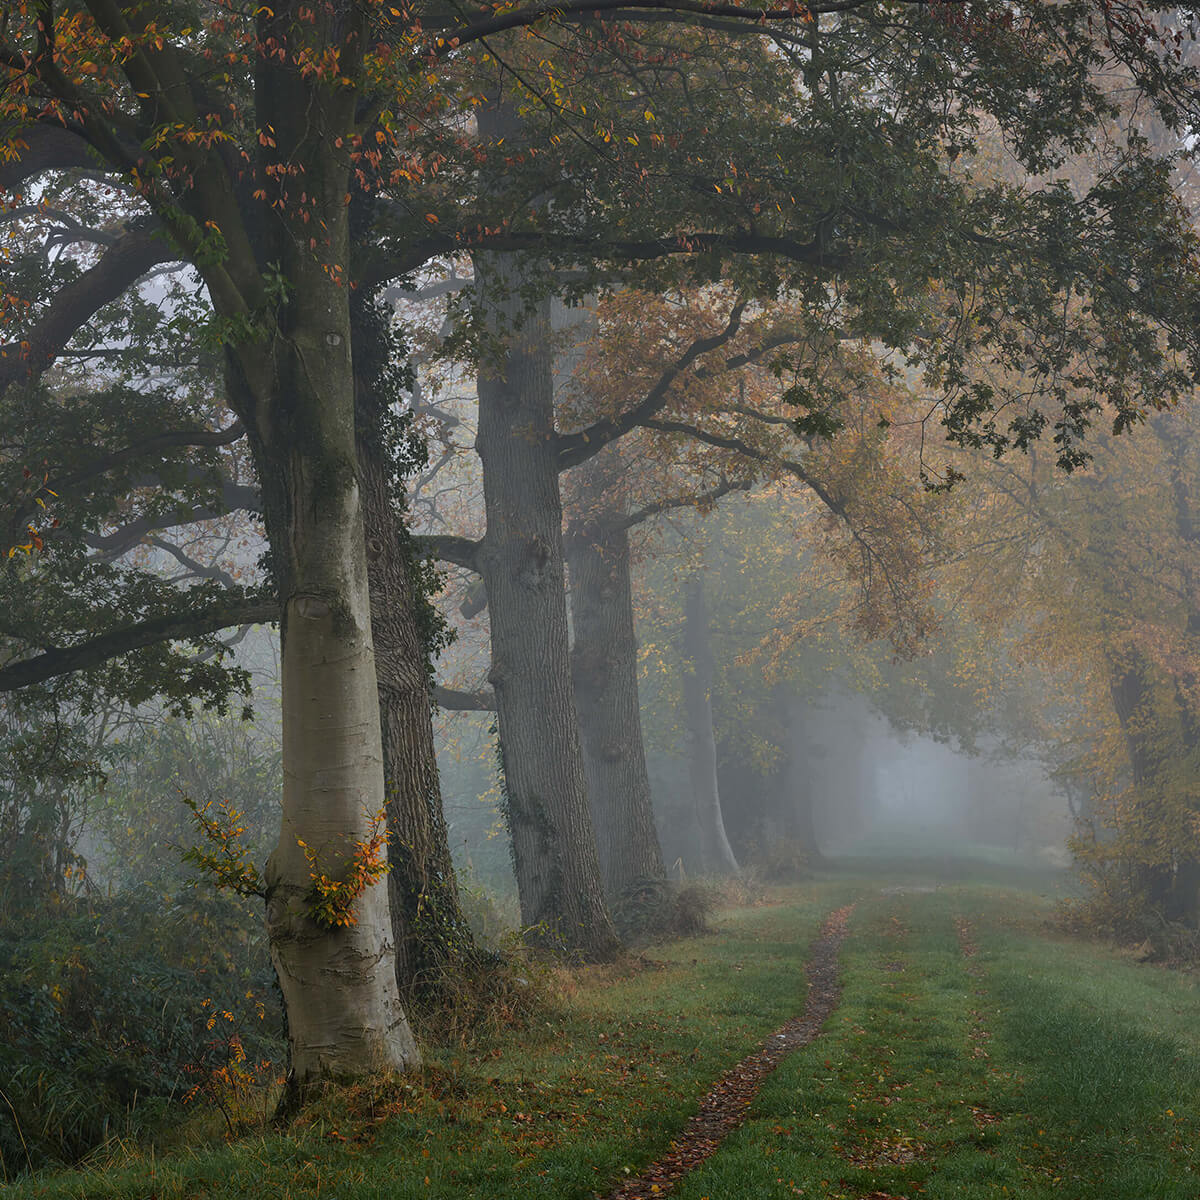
[0,887,282,1180]
[4,881,858,1199]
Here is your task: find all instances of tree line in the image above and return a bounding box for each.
[4,0,1200,1092]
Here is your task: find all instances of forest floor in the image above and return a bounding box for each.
[10,860,1200,1199]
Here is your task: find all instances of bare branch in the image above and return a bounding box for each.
[146,534,238,588]
[434,684,497,712]
[615,475,754,531]
[557,300,748,469]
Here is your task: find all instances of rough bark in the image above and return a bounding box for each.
[681,573,739,876]
[471,236,618,960]
[566,499,666,897]
[354,306,477,994]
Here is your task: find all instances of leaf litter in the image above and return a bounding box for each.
[602,904,856,1200]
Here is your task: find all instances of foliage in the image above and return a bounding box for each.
[0,690,102,911]
[297,808,392,929]
[0,887,282,1178]
[95,704,281,894]
[0,882,858,1198]
[14,875,1200,1200]
[179,797,266,900]
[182,789,392,931]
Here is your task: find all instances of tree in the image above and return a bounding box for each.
[6,0,1200,1078]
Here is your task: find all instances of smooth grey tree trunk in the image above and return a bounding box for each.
[471,240,618,960]
[681,573,740,875]
[238,5,419,1081]
[565,489,666,897]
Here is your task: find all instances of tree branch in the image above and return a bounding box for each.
[0,222,173,394]
[0,599,278,692]
[54,422,245,497]
[415,533,482,571]
[615,475,754,531]
[434,684,497,712]
[431,0,945,50]
[147,534,238,588]
[557,300,748,469]
[0,122,102,193]
[84,473,259,558]
[640,417,846,515]
[360,230,843,290]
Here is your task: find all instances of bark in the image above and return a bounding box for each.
[1108,653,1175,916]
[241,2,417,1080]
[354,306,477,994]
[471,234,618,959]
[565,498,666,897]
[681,573,739,876]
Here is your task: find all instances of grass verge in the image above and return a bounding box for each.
[15,870,1200,1200]
[4,880,862,1200]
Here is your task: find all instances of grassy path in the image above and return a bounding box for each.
[11,871,1200,1199]
[606,904,854,1200]
[674,881,1200,1200]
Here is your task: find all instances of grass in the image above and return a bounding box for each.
[10,868,1200,1199]
[4,879,861,1199]
[674,881,1200,1200]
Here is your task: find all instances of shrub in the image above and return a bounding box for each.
[0,887,283,1178]
[406,945,562,1048]
[611,878,721,945]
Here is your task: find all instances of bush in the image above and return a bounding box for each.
[406,944,562,1048]
[456,874,520,949]
[0,887,283,1178]
[611,878,721,945]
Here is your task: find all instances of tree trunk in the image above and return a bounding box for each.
[680,574,739,876]
[1108,652,1173,915]
[566,502,666,897]
[782,699,825,864]
[471,241,618,960]
[353,302,476,994]
[239,5,418,1080]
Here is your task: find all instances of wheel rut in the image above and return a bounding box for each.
[602,903,856,1200]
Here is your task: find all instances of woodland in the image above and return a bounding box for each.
[6,0,1200,1194]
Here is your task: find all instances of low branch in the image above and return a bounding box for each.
[431,0,941,50]
[434,684,497,712]
[361,230,844,291]
[0,599,278,692]
[0,222,173,394]
[84,475,258,558]
[415,532,482,571]
[0,123,100,193]
[54,422,245,497]
[147,534,238,588]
